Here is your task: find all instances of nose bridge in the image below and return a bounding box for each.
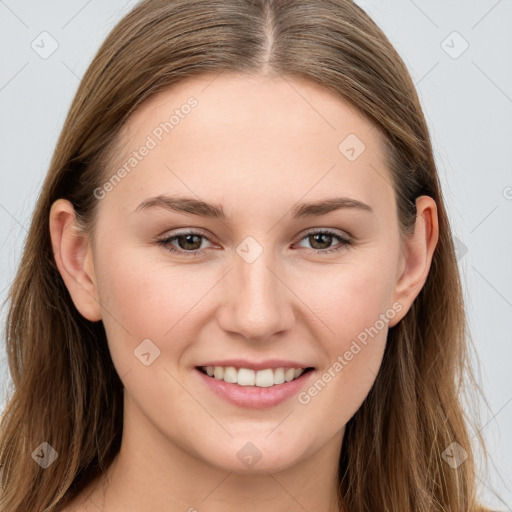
[217,237,294,340]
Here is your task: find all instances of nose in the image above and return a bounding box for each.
[216,248,296,342]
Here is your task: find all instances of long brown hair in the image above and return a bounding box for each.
[0,0,494,510]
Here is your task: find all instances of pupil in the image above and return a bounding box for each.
[311,233,331,249]
[180,234,201,250]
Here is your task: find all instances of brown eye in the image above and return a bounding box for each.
[174,234,204,251]
[308,232,334,250]
[157,230,212,257]
[296,229,351,254]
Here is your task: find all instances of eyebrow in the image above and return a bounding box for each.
[133,194,373,219]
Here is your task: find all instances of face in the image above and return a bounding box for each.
[65,73,418,474]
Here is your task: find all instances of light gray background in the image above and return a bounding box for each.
[0,0,511,509]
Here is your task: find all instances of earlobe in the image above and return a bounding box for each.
[49,199,102,322]
[389,195,439,327]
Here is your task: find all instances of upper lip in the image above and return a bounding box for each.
[196,359,314,371]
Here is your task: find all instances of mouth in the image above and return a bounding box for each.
[196,365,315,388]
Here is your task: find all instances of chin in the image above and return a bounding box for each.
[198,437,308,475]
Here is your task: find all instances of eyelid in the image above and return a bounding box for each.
[157,227,352,245]
[157,227,215,242]
[156,226,353,257]
[297,227,352,242]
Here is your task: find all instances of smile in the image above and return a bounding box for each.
[198,365,314,387]
[195,364,316,408]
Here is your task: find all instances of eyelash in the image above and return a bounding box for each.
[156,229,352,257]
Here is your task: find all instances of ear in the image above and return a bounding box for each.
[388,195,439,327]
[49,199,102,322]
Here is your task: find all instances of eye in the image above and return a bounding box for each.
[295,229,352,254]
[157,230,214,257]
[156,228,352,257]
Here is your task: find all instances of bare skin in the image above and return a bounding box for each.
[50,72,438,512]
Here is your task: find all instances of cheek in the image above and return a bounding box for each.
[293,252,398,342]
[291,253,396,409]
[92,242,199,369]
[295,264,394,430]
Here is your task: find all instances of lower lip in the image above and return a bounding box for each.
[195,368,314,409]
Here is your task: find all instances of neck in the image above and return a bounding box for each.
[93,396,344,512]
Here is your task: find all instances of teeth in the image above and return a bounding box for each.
[273,367,285,384]
[203,366,307,387]
[238,368,255,386]
[223,366,238,383]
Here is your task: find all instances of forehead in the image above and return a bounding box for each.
[102,72,394,218]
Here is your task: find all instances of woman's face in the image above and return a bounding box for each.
[61,73,433,474]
